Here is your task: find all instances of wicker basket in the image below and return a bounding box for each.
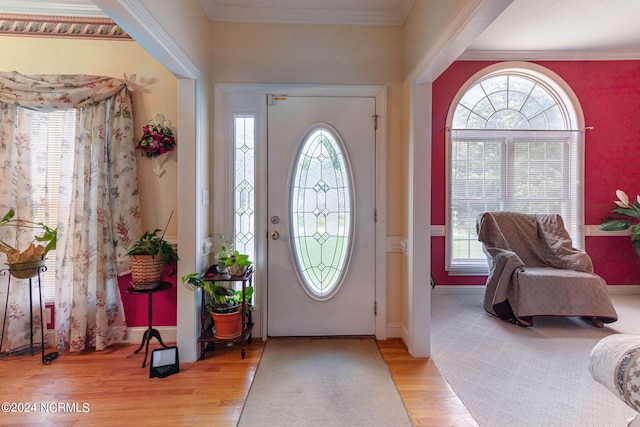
[8,258,47,279]
[130,254,165,290]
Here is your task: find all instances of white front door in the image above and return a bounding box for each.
[267,96,376,336]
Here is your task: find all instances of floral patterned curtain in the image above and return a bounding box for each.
[0,71,142,354]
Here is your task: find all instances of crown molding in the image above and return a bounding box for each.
[459,49,640,61]
[0,13,130,39]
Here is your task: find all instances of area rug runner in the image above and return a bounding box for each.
[431,292,640,427]
[238,337,412,427]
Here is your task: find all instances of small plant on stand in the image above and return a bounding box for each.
[0,208,57,278]
[210,234,253,276]
[182,273,253,339]
[127,214,178,290]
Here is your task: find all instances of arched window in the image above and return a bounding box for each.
[447,63,584,274]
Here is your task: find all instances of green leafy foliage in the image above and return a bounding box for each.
[219,250,253,268]
[181,272,253,314]
[600,190,640,257]
[210,234,253,270]
[126,229,178,264]
[599,219,634,231]
[0,208,58,259]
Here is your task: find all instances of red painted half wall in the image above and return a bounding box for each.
[118,263,177,327]
[432,60,640,286]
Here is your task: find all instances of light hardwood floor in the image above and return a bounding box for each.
[0,339,476,426]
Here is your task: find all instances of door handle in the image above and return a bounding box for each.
[270,231,280,240]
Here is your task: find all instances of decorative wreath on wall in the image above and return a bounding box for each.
[136,114,176,158]
[136,114,176,177]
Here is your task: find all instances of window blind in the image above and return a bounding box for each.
[447,128,583,275]
[22,108,76,302]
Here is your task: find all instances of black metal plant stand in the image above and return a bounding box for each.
[126,281,171,368]
[0,263,58,364]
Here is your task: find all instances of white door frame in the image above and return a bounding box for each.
[214,84,387,340]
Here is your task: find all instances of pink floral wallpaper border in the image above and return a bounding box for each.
[0,13,131,40]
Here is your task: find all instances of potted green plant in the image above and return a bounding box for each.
[221,250,253,276]
[210,234,253,276]
[0,208,57,278]
[182,273,253,339]
[208,233,232,273]
[127,228,178,290]
[599,189,640,256]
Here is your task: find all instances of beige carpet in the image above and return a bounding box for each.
[431,292,640,427]
[238,337,412,427]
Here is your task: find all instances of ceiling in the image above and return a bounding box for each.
[198,0,415,26]
[1,0,640,58]
[463,0,640,59]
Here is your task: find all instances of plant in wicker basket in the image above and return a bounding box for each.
[127,229,178,290]
[0,208,57,278]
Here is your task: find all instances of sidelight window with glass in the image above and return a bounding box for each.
[233,115,255,262]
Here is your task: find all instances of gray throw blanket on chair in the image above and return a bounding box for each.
[477,212,617,326]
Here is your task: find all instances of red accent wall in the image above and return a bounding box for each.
[432,60,640,286]
[118,263,177,327]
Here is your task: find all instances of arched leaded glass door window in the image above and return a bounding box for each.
[447,64,583,274]
[289,125,353,300]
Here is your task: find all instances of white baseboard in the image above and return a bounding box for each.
[608,285,640,295]
[122,326,177,345]
[432,285,485,295]
[432,284,640,296]
[44,327,177,349]
[386,322,403,338]
[47,326,178,344]
[400,324,409,345]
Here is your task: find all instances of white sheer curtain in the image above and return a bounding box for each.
[0,72,142,354]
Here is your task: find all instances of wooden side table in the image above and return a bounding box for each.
[198,266,254,360]
[126,281,172,368]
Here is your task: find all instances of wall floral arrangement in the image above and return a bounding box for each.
[136,113,176,177]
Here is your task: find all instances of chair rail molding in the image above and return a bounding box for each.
[387,236,407,253]
[584,225,632,236]
[432,224,632,237]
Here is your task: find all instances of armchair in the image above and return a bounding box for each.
[477,212,617,327]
